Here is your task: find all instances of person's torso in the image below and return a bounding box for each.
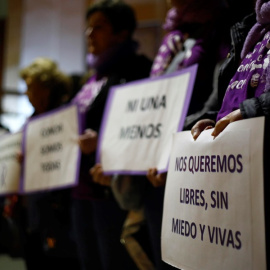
[217,30,270,121]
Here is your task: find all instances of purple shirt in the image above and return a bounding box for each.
[217,31,270,121]
[71,75,107,130]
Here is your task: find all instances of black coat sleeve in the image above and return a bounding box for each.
[240,91,270,119]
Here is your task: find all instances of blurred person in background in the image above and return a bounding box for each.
[91,0,233,269]
[2,57,79,270]
[70,1,152,269]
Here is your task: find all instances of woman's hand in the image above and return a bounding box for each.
[191,119,215,140]
[211,109,243,138]
[146,168,167,187]
[90,163,112,187]
[78,129,98,154]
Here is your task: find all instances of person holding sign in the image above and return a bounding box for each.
[189,0,270,267]
[70,1,152,270]
[12,58,80,270]
[144,0,232,268]
[91,1,233,269]
[147,3,257,186]
[190,0,270,138]
[150,0,230,114]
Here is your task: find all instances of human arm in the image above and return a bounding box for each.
[78,129,98,155]
[240,91,270,119]
[146,168,167,187]
[89,163,112,187]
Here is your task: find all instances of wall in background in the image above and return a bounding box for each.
[1,0,168,132]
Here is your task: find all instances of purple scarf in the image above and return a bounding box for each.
[217,24,270,121]
[241,0,270,59]
[151,0,227,77]
[150,30,184,77]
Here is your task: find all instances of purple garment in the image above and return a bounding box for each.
[151,2,229,80]
[241,0,270,59]
[217,31,270,121]
[150,29,207,78]
[71,75,107,130]
[150,30,183,77]
[178,38,206,68]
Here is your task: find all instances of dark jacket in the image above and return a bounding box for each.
[87,53,152,132]
[184,13,257,129]
[73,52,152,201]
[240,91,270,119]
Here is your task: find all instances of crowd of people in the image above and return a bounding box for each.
[1,0,270,269]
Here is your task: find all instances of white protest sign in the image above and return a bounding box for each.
[21,104,81,193]
[162,117,266,270]
[0,132,22,195]
[97,65,197,174]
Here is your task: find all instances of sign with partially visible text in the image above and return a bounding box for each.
[162,117,266,270]
[0,132,22,195]
[21,104,81,193]
[97,65,197,174]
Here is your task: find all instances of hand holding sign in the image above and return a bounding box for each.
[90,163,112,187]
[162,117,266,270]
[211,109,243,138]
[191,119,215,140]
[146,168,167,187]
[78,129,98,154]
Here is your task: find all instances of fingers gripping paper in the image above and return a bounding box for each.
[162,117,266,270]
